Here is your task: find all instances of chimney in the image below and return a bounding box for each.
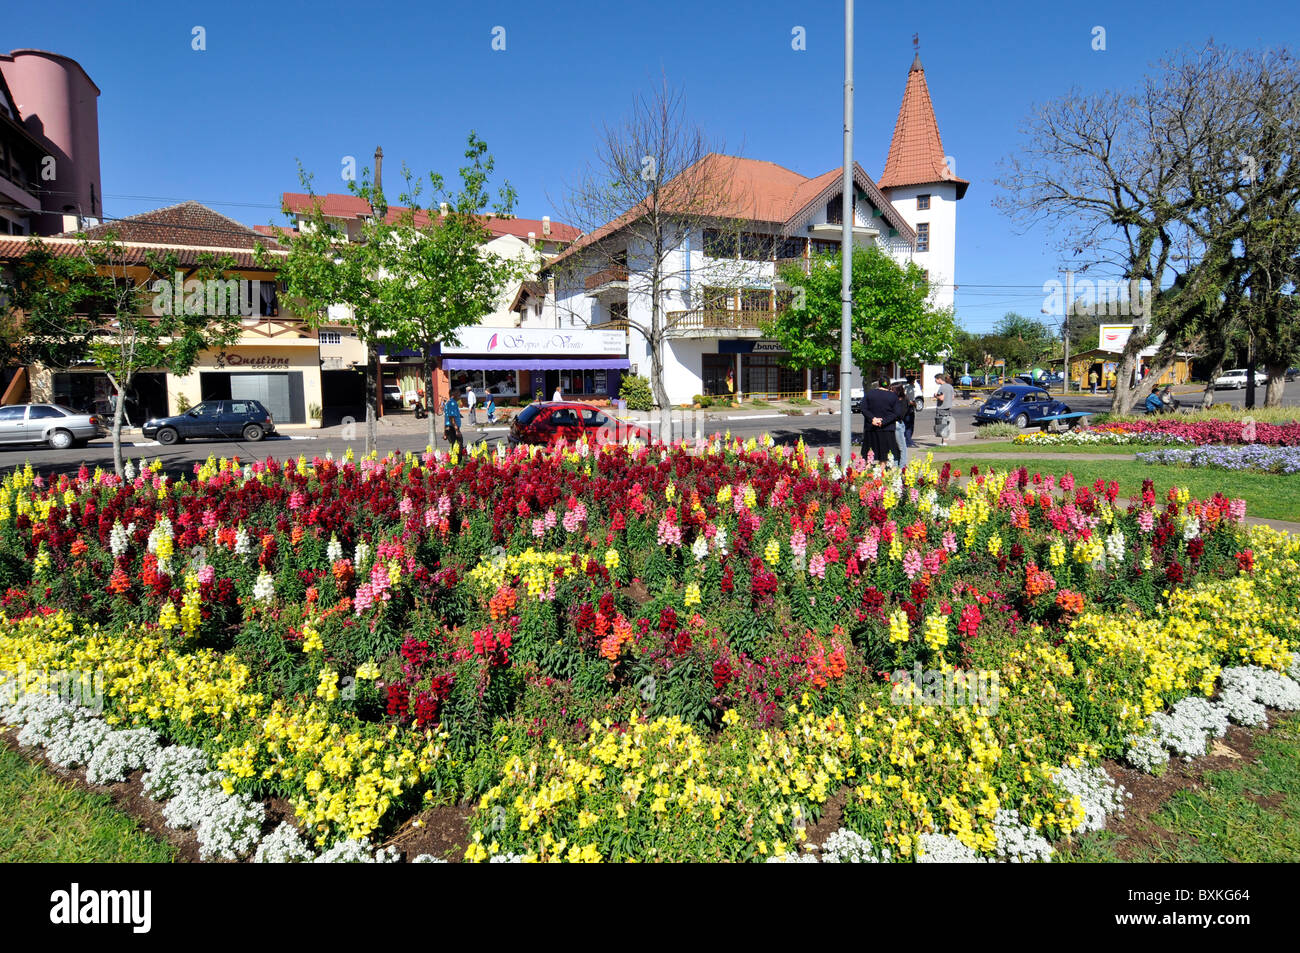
[542,216,551,237]
[528,231,536,246]
[439,202,448,216]
[374,146,384,193]
[61,212,80,233]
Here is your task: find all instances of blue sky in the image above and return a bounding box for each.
[7,0,1297,331]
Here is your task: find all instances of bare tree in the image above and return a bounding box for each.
[550,78,763,435]
[996,43,1289,412]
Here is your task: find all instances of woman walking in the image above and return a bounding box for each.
[890,382,911,468]
[860,378,902,465]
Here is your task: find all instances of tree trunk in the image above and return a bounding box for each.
[364,343,379,455]
[424,344,438,449]
[1264,363,1287,408]
[1244,333,1256,410]
[107,373,126,478]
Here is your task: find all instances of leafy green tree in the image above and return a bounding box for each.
[765,245,955,377]
[81,235,244,476]
[0,238,96,374]
[992,312,1056,373]
[380,133,526,447]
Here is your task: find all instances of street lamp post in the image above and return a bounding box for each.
[838,0,855,467]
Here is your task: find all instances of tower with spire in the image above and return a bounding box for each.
[877,41,966,311]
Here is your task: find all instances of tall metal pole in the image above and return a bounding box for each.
[839,0,855,466]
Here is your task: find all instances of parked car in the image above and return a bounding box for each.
[142,400,276,445]
[850,383,922,415]
[889,379,925,411]
[383,384,404,409]
[1213,369,1251,389]
[508,402,649,448]
[0,403,106,449]
[974,385,1071,429]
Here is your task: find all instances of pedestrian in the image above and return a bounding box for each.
[552,384,562,402]
[1161,384,1179,413]
[726,367,735,402]
[485,393,497,425]
[466,386,478,425]
[443,389,463,451]
[860,378,901,465]
[1144,387,1165,415]
[903,377,919,447]
[890,382,911,468]
[1089,370,1098,394]
[934,372,955,446]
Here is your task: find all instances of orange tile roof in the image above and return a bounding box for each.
[68,200,284,250]
[280,193,579,242]
[545,154,914,270]
[878,55,969,198]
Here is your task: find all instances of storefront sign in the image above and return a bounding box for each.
[213,352,291,370]
[442,326,626,356]
[719,339,788,355]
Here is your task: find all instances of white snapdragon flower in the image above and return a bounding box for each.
[252,572,275,604]
[326,534,343,563]
[109,521,130,557]
[692,536,709,562]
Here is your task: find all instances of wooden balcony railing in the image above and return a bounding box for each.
[666,309,778,332]
[584,265,629,291]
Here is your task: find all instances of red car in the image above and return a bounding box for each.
[508,402,649,448]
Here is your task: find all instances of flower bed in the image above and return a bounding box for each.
[0,439,1295,861]
[1016,419,1300,448]
[1136,445,1300,475]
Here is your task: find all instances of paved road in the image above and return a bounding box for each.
[1,381,1292,480]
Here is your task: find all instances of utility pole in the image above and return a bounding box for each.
[838,0,854,466]
[1062,269,1072,396]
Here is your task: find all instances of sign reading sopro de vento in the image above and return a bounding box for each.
[442,327,626,356]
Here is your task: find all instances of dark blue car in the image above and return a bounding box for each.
[974,385,1070,429]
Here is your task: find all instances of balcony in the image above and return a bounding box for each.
[666,309,777,337]
[584,265,629,299]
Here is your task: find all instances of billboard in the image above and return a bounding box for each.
[1099,324,1133,352]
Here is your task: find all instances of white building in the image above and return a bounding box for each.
[542,54,966,406]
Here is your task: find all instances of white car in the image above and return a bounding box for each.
[1213,369,1251,389]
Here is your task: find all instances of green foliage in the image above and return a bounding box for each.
[619,373,654,411]
[766,244,956,370]
[692,394,714,408]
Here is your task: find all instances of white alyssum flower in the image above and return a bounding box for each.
[313,838,401,863]
[1125,731,1170,772]
[412,854,450,864]
[252,572,276,604]
[85,728,161,785]
[1221,666,1300,711]
[916,832,988,863]
[255,823,316,863]
[195,791,265,861]
[821,828,891,863]
[142,745,212,799]
[1148,696,1230,759]
[487,853,528,863]
[1053,763,1128,834]
[161,773,228,830]
[992,809,1055,863]
[765,851,819,863]
[44,716,109,768]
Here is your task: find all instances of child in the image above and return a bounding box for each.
[485,394,497,425]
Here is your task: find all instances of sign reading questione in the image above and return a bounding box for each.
[213,352,291,369]
[441,326,626,356]
[1099,324,1134,352]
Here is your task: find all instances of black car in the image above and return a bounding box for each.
[142,399,276,445]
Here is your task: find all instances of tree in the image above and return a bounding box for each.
[379,134,527,447]
[995,43,1292,412]
[0,238,96,375]
[992,312,1055,373]
[764,244,955,377]
[275,165,392,454]
[552,77,758,435]
[76,233,243,476]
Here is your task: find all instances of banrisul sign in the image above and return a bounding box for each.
[443,326,625,356]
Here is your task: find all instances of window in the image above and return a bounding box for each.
[0,406,24,422]
[922,270,929,284]
[917,194,931,211]
[916,223,930,253]
[27,406,65,419]
[740,289,772,311]
[776,237,806,260]
[230,401,256,415]
[318,331,342,345]
[702,286,736,310]
[810,239,839,256]
[702,228,738,259]
[739,232,774,261]
[581,409,609,428]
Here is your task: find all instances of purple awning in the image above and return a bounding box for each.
[443,358,629,371]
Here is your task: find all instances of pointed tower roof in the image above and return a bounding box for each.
[878,55,968,199]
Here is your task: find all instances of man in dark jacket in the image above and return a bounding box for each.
[860,378,902,464]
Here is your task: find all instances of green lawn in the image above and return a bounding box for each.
[0,744,175,862]
[1063,714,1300,862]
[939,457,1300,523]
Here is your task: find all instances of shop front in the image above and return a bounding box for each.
[173,345,323,427]
[441,327,629,404]
[715,340,838,400]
